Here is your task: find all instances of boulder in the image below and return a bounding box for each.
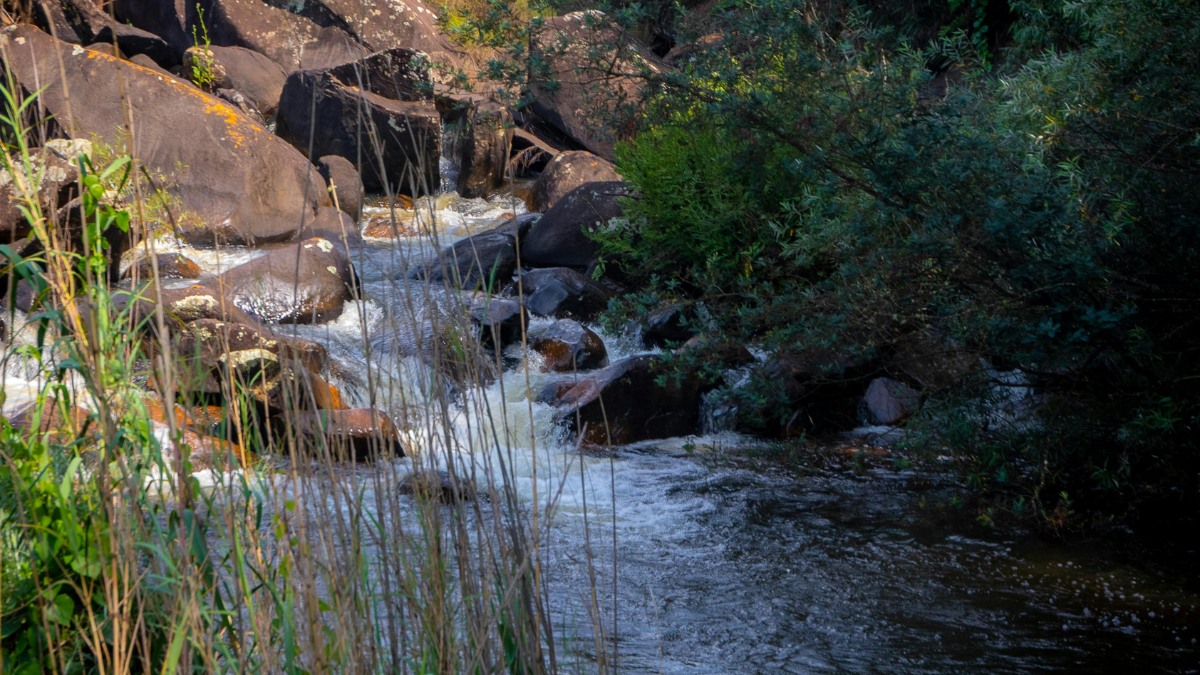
[207,237,356,324]
[517,267,613,320]
[863,377,921,426]
[289,0,453,57]
[276,49,441,194]
[0,148,79,243]
[642,303,695,347]
[290,408,406,460]
[5,399,93,445]
[317,155,363,221]
[122,252,203,280]
[400,469,476,504]
[114,0,368,72]
[173,318,327,376]
[537,355,711,445]
[38,0,177,66]
[0,25,330,246]
[413,214,536,292]
[468,296,526,353]
[527,151,620,212]
[529,12,662,159]
[184,44,286,117]
[520,181,627,269]
[530,320,608,373]
[443,98,513,198]
[116,282,261,334]
[303,206,363,250]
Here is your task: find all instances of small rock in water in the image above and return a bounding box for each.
[518,267,613,320]
[122,252,203,280]
[530,320,608,372]
[400,469,476,504]
[289,409,406,461]
[863,377,921,425]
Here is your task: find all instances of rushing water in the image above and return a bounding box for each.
[3,187,1197,674]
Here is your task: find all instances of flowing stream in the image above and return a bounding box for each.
[4,186,1197,674]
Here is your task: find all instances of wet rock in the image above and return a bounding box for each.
[174,318,327,375]
[642,303,695,348]
[537,355,712,445]
[209,237,356,324]
[289,408,406,461]
[303,206,363,251]
[0,25,330,246]
[276,49,441,194]
[517,267,614,320]
[444,98,513,198]
[414,214,536,292]
[520,181,627,269]
[214,88,267,125]
[115,282,259,335]
[114,0,368,72]
[184,44,286,117]
[122,252,203,280]
[529,12,662,159]
[400,470,476,504]
[527,151,621,212]
[317,155,363,221]
[863,377,921,426]
[0,148,79,243]
[530,320,608,373]
[468,296,527,352]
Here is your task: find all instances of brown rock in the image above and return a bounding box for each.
[122,252,203,280]
[530,320,608,372]
[443,97,513,198]
[317,155,363,221]
[184,44,286,116]
[0,24,330,246]
[536,355,712,445]
[400,469,476,503]
[5,399,93,444]
[207,237,356,324]
[0,148,79,244]
[527,151,621,212]
[529,12,661,159]
[413,214,536,292]
[289,408,406,460]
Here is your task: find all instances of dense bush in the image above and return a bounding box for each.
[593,0,1200,528]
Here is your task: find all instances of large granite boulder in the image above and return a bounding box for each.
[276,49,441,194]
[0,25,330,246]
[184,44,287,117]
[113,0,368,72]
[529,12,661,160]
[520,181,627,269]
[527,151,620,212]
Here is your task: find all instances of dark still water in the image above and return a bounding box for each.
[542,440,1199,674]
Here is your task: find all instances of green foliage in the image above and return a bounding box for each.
[594,0,1200,527]
[189,4,218,90]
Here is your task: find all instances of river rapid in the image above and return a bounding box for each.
[3,185,1197,674]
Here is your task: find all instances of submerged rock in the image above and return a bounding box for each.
[400,469,477,504]
[122,253,203,281]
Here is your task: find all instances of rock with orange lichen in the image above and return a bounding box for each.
[0,24,329,246]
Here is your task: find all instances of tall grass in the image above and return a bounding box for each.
[0,36,616,674]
